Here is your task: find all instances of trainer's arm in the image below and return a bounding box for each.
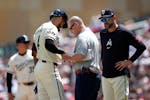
[69,54,85,62]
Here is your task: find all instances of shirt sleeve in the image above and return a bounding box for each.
[126,31,146,62]
[7,58,16,74]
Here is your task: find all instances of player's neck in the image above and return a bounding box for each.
[18,52,27,56]
[108,23,118,33]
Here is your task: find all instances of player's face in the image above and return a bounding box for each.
[101,16,114,29]
[16,43,28,54]
[57,17,66,28]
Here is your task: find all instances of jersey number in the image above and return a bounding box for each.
[29,66,34,73]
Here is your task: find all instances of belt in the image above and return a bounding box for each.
[41,60,58,66]
[19,81,35,86]
[75,67,91,75]
[75,69,82,75]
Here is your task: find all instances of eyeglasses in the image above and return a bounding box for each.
[69,23,75,30]
[101,17,111,22]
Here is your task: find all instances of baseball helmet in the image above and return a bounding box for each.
[50,9,68,28]
[16,35,30,44]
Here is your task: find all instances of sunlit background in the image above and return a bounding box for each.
[0,0,150,100]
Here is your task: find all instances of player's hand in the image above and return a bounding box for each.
[62,54,74,65]
[8,93,14,100]
[115,60,132,71]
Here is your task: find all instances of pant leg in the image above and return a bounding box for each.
[34,61,49,100]
[37,81,49,100]
[85,73,101,100]
[28,84,38,100]
[112,75,129,100]
[75,74,83,100]
[75,72,100,100]
[102,76,115,100]
[15,85,27,100]
[34,61,65,100]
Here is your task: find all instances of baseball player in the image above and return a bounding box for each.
[33,9,68,100]
[6,35,37,100]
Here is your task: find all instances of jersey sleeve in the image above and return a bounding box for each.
[7,58,16,74]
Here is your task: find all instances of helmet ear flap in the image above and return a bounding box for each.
[49,15,53,20]
[63,22,68,28]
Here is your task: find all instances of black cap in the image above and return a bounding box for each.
[16,35,30,44]
[99,8,115,19]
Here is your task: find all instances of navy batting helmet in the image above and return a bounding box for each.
[16,35,30,44]
[50,9,68,28]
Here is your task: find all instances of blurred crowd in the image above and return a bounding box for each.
[0,16,150,100]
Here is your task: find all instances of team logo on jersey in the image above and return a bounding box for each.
[106,38,112,49]
[16,60,34,72]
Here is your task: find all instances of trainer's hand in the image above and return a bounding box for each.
[62,54,71,61]
[115,60,132,71]
[8,93,14,100]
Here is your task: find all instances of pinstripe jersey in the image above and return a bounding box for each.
[7,49,35,83]
[33,21,62,64]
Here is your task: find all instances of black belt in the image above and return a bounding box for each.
[19,81,35,86]
[42,60,58,66]
[75,67,97,76]
[75,67,90,75]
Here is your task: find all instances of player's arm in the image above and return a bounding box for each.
[45,39,65,54]
[127,31,146,62]
[32,42,38,64]
[6,72,14,100]
[115,31,146,71]
[6,72,12,93]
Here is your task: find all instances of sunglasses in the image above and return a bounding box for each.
[101,17,111,22]
[69,23,75,30]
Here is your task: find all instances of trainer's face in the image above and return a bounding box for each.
[69,22,80,36]
[16,43,28,54]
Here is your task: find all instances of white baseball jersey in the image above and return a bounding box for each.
[8,49,35,83]
[33,21,62,64]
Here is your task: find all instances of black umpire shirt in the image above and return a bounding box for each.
[100,26,146,78]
